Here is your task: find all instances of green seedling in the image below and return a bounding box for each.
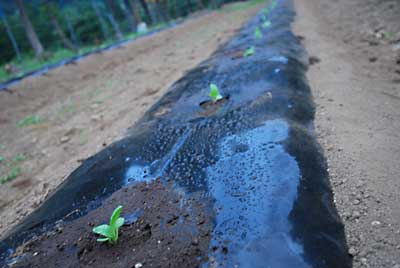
[0,166,21,184]
[383,31,393,39]
[17,115,44,128]
[93,205,125,244]
[0,156,4,162]
[13,154,26,162]
[255,27,263,39]
[262,7,269,14]
[209,83,223,102]
[244,46,256,57]
[262,20,271,29]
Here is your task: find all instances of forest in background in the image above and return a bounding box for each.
[0,0,240,83]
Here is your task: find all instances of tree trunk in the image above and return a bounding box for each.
[105,12,124,41]
[105,0,119,16]
[91,0,110,40]
[196,0,204,9]
[186,0,193,13]
[0,7,21,61]
[156,0,169,22]
[50,16,77,52]
[138,0,153,25]
[148,1,158,24]
[104,0,124,40]
[119,0,136,32]
[15,0,44,58]
[173,0,179,17]
[46,3,77,52]
[130,0,142,24]
[64,14,80,48]
[211,0,223,9]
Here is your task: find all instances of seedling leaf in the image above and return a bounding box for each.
[255,27,262,39]
[209,84,223,102]
[110,205,123,225]
[115,217,125,228]
[262,20,271,29]
[93,205,125,244]
[93,224,110,237]
[243,46,255,57]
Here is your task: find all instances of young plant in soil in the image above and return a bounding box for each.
[92,205,125,244]
[262,20,271,29]
[254,27,263,39]
[17,115,44,128]
[209,83,223,102]
[243,46,256,57]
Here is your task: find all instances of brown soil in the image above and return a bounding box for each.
[0,2,263,237]
[9,179,213,268]
[199,96,229,116]
[293,0,400,267]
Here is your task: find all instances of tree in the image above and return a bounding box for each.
[129,0,142,24]
[0,6,21,61]
[104,0,123,41]
[138,0,152,25]
[63,11,80,48]
[196,0,204,9]
[185,0,193,13]
[14,0,44,58]
[91,0,110,40]
[119,0,136,32]
[45,2,77,52]
[156,0,169,22]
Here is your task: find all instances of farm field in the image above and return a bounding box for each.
[0,2,263,235]
[0,0,399,267]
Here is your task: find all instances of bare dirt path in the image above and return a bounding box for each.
[294,0,400,267]
[0,2,264,236]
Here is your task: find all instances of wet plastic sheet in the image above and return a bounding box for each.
[1,0,352,267]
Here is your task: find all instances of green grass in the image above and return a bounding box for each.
[0,154,26,185]
[17,115,44,128]
[0,49,76,83]
[0,166,22,184]
[383,31,394,39]
[13,154,26,162]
